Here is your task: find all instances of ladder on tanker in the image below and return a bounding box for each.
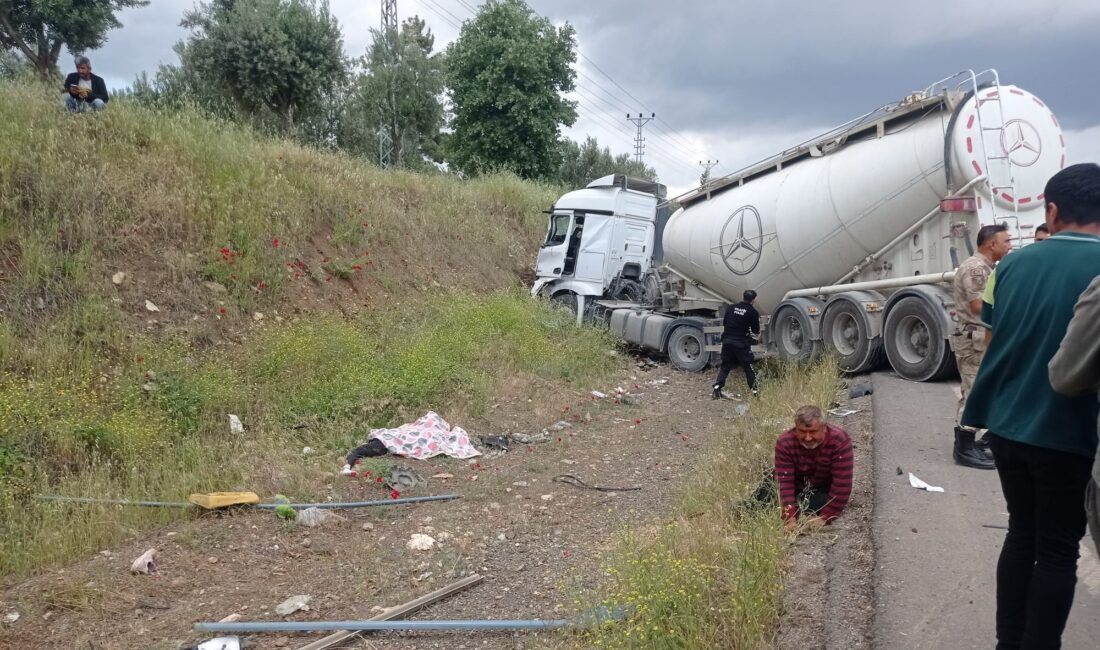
[940,70,1023,246]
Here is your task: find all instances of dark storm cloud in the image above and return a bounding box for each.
[532,0,1100,131]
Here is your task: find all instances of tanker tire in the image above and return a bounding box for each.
[883,296,956,382]
[821,300,886,374]
[771,304,822,364]
[666,326,710,372]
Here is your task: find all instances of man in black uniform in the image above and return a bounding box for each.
[713,290,760,399]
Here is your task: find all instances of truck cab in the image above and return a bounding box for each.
[531,175,667,320]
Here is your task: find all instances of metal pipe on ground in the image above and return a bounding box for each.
[196,619,572,634]
[36,494,461,509]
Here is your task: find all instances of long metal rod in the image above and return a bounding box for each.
[783,272,957,300]
[37,494,461,509]
[831,174,988,286]
[197,619,571,633]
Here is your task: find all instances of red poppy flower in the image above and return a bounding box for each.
[325,276,332,283]
[294,272,301,279]
[219,307,226,315]
[562,550,571,558]
[527,446,534,453]
[258,281,267,290]
[353,265,362,272]
[634,419,641,425]
[272,239,280,248]
[475,463,482,469]
[390,489,400,499]
[376,476,383,484]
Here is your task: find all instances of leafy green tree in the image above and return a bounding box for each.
[341,16,446,168]
[0,0,148,79]
[555,136,657,188]
[175,0,346,130]
[446,0,576,179]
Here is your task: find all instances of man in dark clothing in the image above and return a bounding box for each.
[63,56,109,112]
[712,289,760,399]
[962,163,1100,650]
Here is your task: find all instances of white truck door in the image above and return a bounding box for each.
[534,212,572,278]
[575,215,611,283]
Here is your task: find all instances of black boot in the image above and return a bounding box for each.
[974,431,994,460]
[712,384,722,400]
[954,427,995,470]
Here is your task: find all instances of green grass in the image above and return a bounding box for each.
[0,79,617,580]
[573,359,839,649]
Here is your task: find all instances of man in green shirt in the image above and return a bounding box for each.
[962,163,1100,649]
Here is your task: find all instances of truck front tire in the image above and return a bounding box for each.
[666,326,710,372]
[771,303,821,363]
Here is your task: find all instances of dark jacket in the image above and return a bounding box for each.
[722,301,760,344]
[63,73,109,104]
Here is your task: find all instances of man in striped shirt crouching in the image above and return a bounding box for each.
[772,405,855,531]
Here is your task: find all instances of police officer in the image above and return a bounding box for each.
[951,223,1011,469]
[713,290,760,399]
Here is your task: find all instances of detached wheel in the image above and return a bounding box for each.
[822,300,886,373]
[666,325,709,372]
[883,296,955,381]
[771,304,821,363]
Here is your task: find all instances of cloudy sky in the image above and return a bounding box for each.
[87,0,1100,193]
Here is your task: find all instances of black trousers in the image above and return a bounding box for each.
[988,434,1093,650]
[753,476,829,515]
[715,341,756,391]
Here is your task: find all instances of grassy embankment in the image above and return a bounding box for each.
[0,81,620,579]
[573,359,839,649]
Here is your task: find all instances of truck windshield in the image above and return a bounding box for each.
[545,213,571,246]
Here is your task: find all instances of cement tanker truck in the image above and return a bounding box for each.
[531,70,1066,382]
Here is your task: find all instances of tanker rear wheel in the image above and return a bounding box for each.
[883,296,955,382]
[771,304,821,364]
[822,301,886,374]
[666,325,710,372]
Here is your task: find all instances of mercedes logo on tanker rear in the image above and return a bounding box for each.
[718,205,764,276]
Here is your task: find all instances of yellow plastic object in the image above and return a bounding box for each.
[188,491,261,510]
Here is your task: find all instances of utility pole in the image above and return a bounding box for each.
[380,0,400,168]
[627,112,655,162]
[699,159,719,186]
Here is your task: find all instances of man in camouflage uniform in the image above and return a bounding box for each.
[951,223,1012,469]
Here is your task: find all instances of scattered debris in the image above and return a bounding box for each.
[144,299,160,312]
[297,507,346,528]
[827,407,861,417]
[590,390,607,399]
[430,473,454,480]
[207,556,219,564]
[908,472,944,493]
[130,548,158,575]
[228,414,244,434]
[275,595,312,616]
[275,504,297,520]
[407,534,436,551]
[3,612,20,624]
[546,421,572,432]
[195,637,240,650]
[553,474,642,492]
[848,383,874,399]
[111,271,126,285]
[252,311,264,322]
[342,439,389,474]
[387,466,425,491]
[302,446,313,455]
[361,522,375,531]
[896,466,903,475]
[219,614,243,624]
[479,435,510,450]
[203,281,228,294]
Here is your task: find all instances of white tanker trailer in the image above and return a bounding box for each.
[531,70,1066,382]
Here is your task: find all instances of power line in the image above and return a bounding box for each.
[422,0,465,25]
[412,0,461,28]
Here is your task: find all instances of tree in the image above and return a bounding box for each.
[340,16,446,168]
[446,0,576,179]
[555,136,657,188]
[176,0,346,130]
[0,0,148,79]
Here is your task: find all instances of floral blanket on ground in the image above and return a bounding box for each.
[368,411,481,459]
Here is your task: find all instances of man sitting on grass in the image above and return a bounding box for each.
[63,56,109,113]
[758,405,854,531]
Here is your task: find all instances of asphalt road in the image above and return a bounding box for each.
[872,372,1100,649]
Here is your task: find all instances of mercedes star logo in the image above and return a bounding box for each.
[1000,119,1042,167]
[717,205,764,276]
